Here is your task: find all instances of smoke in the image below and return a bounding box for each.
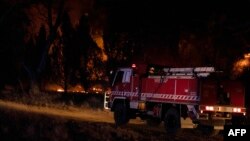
[65,0,95,27]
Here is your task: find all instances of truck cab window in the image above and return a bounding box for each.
[123,70,131,83]
[112,71,124,86]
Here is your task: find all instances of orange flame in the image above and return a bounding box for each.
[233,53,250,76]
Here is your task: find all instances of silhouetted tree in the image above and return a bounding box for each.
[0,0,30,91]
[61,12,74,94]
[49,32,64,86]
[76,14,103,89]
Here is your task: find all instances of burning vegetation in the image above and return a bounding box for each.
[232,53,250,77]
[45,83,85,93]
[1,0,250,100]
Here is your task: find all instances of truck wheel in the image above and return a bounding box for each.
[146,117,161,126]
[197,124,219,136]
[164,108,180,134]
[114,103,129,127]
[232,116,247,125]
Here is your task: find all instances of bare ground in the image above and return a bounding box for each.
[0,100,223,141]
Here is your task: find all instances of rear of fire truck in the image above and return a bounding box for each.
[198,77,247,129]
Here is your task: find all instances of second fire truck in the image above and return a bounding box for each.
[107,64,247,133]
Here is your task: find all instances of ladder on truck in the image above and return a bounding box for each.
[163,67,215,77]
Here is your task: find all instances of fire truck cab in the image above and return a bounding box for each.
[107,64,247,133]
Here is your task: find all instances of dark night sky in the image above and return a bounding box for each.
[94,0,250,67]
[100,0,250,34]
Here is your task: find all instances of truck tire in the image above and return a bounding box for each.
[164,108,180,134]
[114,103,129,127]
[146,117,162,126]
[232,116,247,125]
[196,124,219,136]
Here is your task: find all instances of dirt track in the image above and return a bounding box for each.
[0,100,115,123]
[0,100,223,141]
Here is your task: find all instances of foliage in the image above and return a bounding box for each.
[0,0,30,89]
[1,0,250,93]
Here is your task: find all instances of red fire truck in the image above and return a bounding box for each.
[106,64,247,133]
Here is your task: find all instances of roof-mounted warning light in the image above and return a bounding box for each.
[132,63,136,68]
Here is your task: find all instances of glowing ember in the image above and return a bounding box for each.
[68,84,85,93]
[57,88,64,92]
[244,53,250,59]
[45,83,64,92]
[45,83,85,93]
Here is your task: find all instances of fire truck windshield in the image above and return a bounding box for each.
[112,71,124,86]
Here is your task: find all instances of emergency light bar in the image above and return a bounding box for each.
[168,67,193,72]
[163,67,215,77]
[194,67,215,73]
[131,64,136,68]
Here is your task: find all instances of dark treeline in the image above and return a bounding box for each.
[0,0,30,91]
[0,0,106,93]
[1,0,250,94]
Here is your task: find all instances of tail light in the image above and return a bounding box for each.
[233,108,241,113]
[200,105,246,114]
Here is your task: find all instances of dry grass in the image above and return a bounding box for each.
[0,89,105,111]
[0,101,224,141]
[0,91,224,141]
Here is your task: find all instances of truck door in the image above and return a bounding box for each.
[111,68,133,96]
[111,68,140,107]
